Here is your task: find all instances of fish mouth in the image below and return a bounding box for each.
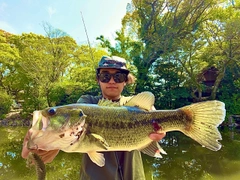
[30,111,49,131]
[28,109,87,150]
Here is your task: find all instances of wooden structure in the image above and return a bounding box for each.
[197,66,219,97]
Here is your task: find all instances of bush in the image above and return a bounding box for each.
[0,91,12,118]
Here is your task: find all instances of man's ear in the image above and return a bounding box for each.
[96,77,99,84]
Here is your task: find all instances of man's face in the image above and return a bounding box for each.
[98,68,126,100]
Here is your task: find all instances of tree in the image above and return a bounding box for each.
[98,0,220,94]
[125,0,219,92]
[0,89,12,118]
[198,2,240,100]
[11,28,78,111]
[0,30,21,99]
[51,45,108,105]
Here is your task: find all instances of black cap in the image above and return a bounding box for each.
[97,56,129,73]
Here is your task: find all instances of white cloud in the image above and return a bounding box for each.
[47,6,56,18]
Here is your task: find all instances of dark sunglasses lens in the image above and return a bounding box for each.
[99,73,111,83]
[98,73,126,83]
[113,73,126,83]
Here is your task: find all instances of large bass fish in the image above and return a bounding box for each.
[27,91,225,168]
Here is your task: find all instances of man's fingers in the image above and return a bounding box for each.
[21,131,31,158]
[149,132,166,141]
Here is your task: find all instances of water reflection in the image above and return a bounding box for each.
[0,127,240,180]
[143,130,240,180]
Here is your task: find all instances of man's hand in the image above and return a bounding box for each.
[149,132,166,141]
[148,106,166,141]
[21,130,59,164]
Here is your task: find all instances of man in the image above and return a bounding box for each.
[78,55,165,180]
[21,55,165,179]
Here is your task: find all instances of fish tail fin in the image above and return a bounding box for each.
[180,100,226,151]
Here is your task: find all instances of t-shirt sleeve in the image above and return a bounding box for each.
[76,95,100,104]
[77,95,92,104]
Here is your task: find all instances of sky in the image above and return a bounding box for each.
[0,0,131,44]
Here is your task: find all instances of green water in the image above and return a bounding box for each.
[0,127,240,180]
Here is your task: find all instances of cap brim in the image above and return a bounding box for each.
[96,67,129,73]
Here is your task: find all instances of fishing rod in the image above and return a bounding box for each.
[80,11,95,63]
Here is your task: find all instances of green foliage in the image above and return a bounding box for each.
[0,90,12,118]
[48,82,100,106]
[0,30,21,99]
[127,0,219,92]
[149,60,191,109]
[48,85,66,105]
[0,26,109,113]
[218,66,240,117]
[21,90,48,114]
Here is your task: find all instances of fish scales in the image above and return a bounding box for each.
[74,105,154,149]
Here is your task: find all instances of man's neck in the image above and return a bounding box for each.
[103,96,121,102]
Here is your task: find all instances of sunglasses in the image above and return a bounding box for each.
[98,72,127,83]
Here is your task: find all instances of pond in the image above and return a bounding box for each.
[0,126,240,180]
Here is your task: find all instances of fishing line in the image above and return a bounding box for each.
[115,152,124,180]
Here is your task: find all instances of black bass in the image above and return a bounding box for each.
[27,91,225,167]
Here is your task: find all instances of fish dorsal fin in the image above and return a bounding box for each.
[87,151,105,167]
[98,99,120,107]
[123,91,155,111]
[141,141,167,158]
[119,96,133,106]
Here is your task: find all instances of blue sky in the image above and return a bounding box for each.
[0,0,131,44]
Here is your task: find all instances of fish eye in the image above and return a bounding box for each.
[79,110,84,117]
[48,108,56,116]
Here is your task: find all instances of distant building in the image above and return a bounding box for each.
[197,66,218,97]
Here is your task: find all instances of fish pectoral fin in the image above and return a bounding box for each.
[140,141,167,158]
[123,91,155,111]
[91,133,110,150]
[87,152,105,167]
